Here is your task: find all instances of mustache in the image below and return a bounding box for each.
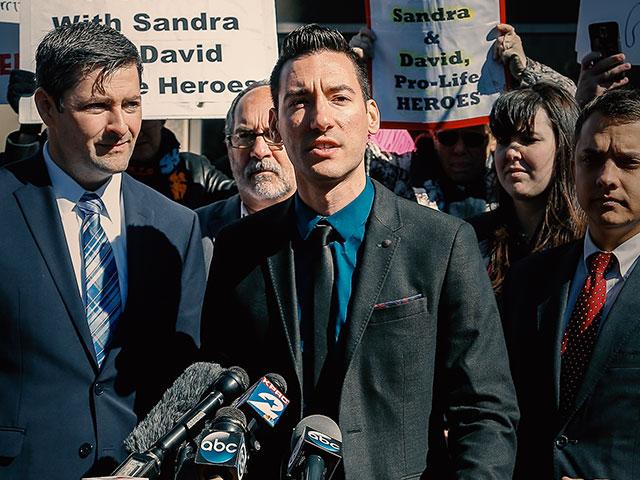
[244,159,283,179]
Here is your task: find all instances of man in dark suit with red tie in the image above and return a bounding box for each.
[203,24,518,479]
[502,88,640,479]
[0,23,204,479]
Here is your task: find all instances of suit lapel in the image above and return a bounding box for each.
[341,182,400,374]
[225,194,241,222]
[267,245,303,388]
[12,156,96,367]
[98,175,151,371]
[536,243,581,415]
[571,257,640,416]
[121,175,151,314]
[264,200,303,393]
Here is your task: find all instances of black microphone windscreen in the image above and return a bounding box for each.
[226,366,251,392]
[291,415,342,449]
[124,362,224,454]
[215,406,248,428]
[265,373,287,394]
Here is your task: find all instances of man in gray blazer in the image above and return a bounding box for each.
[502,88,640,479]
[197,80,296,268]
[0,23,204,479]
[202,24,518,479]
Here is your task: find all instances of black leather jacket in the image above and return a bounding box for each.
[127,127,237,209]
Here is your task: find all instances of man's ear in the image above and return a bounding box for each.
[366,99,380,135]
[268,107,282,144]
[34,88,58,127]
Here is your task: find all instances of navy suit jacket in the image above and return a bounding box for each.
[502,240,640,479]
[196,193,241,271]
[0,154,205,479]
[203,180,518,479]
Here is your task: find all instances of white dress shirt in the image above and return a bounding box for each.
[43,142,128,306]
[240,200,250,219]
[563,228,640,329]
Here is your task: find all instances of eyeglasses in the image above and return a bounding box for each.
[227,131,284,150]
[435,130,487,148]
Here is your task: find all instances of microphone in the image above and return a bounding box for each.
[285,415,343,480]
[124,362,224,454]
[233,373,290,430]
[194,407,249,480]
[112,365,250,478]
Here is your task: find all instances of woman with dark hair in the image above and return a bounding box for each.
[470,82,586,293]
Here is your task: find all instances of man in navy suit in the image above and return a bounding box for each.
[503,88,640,479]
[0,22,204,479]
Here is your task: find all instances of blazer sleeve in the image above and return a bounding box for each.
[176,211,206,350]
[436,222,519,479]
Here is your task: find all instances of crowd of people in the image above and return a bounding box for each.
[1,13,639,480]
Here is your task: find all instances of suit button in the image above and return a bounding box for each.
[555,435,569,449]
[78,443,93,458]
[94,383,104,396]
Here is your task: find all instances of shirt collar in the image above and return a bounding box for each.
[240,201,250,218]
[294,177,374,242]
[43,141,122,220]
[583,227,640,278]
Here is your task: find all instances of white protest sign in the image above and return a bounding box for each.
[19,0,277,122]
[576,0,640,65]
[0,1,19,23]
[367,0,506,129]
[0,1,20,105]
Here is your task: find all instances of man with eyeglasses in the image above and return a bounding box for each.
[413,124,497,219]
[197,80,296,269]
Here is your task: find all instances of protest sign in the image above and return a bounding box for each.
[0,1,20,105]
[0,1,19,23]
[19,0,277,121]
[366,0,506,129]
[576,0,640,65]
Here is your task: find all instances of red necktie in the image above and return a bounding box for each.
[559,251,613,415]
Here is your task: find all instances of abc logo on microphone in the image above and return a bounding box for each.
[196,431,248,471]
[307,430,341,453]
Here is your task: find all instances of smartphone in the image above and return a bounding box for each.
[589,22,621,58]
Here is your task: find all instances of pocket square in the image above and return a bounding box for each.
[374,293,424,310]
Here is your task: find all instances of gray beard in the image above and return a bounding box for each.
[244,159,292,200]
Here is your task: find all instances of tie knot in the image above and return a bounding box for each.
[308,220,335,248]
[587,251,613,276]
[77,192,104,217]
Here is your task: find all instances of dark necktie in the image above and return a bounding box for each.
[559,251,613,415]
[77,192,122,367]
[306,221,336,394]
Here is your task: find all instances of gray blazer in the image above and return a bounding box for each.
[502,240,640,479]
[202,180,518,479]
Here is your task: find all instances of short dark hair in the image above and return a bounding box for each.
[269,24,370,110]
[224,79,270,137]
[575,88,640,141]
[36,22,142,110]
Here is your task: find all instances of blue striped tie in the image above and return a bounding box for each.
[77,192,121,367]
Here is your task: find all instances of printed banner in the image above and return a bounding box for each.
[1,1,20,105]
[366,0,506,129]
[0,0,19,23]
[19,0,278,121]
[576,0,640,65]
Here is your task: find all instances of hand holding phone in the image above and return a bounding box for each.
[576,22,631,106]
